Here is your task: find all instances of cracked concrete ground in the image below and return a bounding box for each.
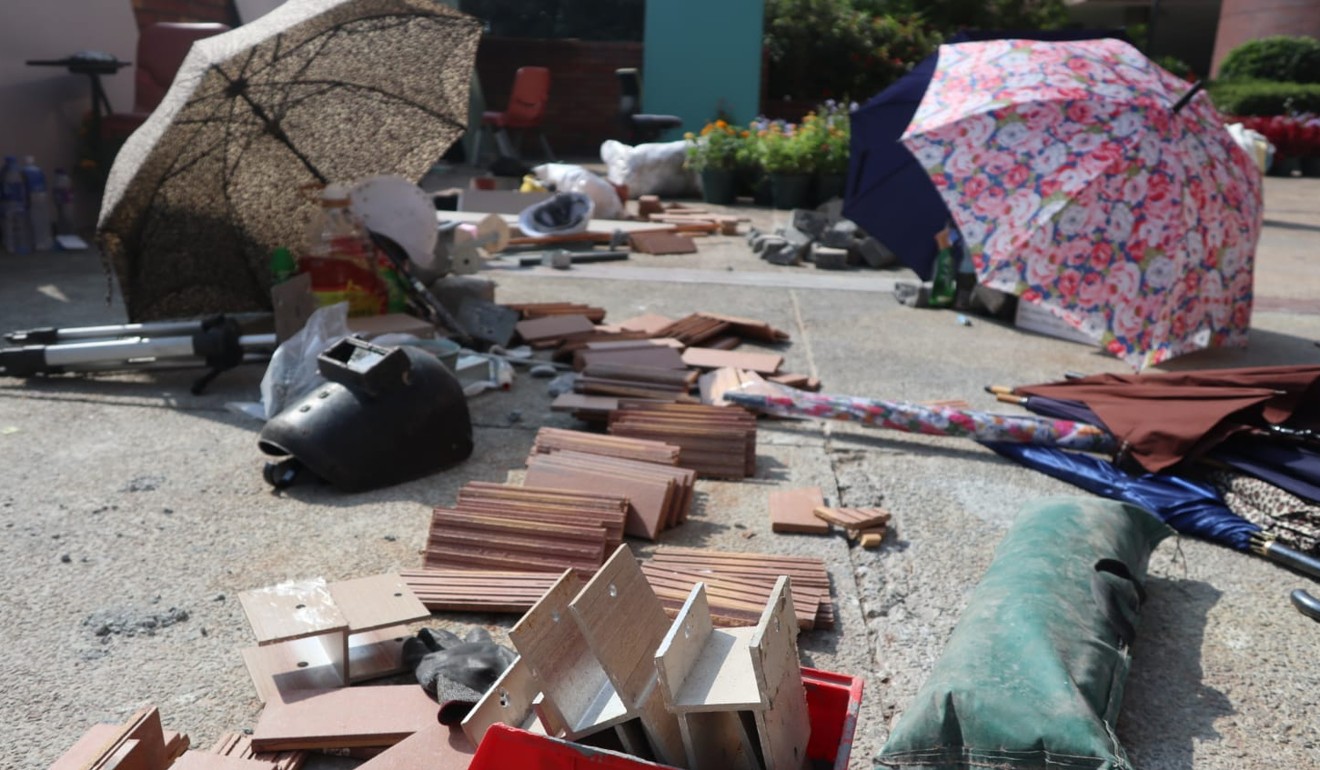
[2,177,1320,769]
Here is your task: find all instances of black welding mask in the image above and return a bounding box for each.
[258,337,473,491]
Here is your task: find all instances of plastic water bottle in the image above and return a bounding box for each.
[52,168,75,236]
[2,156,33,255]
[21,157,54,251]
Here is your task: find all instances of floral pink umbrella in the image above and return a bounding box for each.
[902,38,1263,369]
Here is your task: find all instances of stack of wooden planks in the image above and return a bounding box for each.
[644,547,835,630]
[48,706,189,770]
[529,427,681,466]
[399,569,565,614]
[505,301,607,323]
[654,312,790,346]
[524,450,694,540]
[814,506,892,548]
[423,482,629,571]
[209,733,306,770]
[608,401,757,479]
[575,360,699,401]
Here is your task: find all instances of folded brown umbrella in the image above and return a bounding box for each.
[1015,365,1320,473]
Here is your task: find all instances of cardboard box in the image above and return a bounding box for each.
[1013,301,1095,346]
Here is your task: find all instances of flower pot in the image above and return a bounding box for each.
[814,172,847,205]
[752,173,774,206]
[770,172,812,210]
[700,168,737,205]
[1302,156,1320,178]
[1269,155,1301,177]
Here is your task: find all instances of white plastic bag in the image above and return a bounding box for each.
[530,163,624,219]
[260,302,351,419]
[1226,122,1273,174]
[601,139,699,198]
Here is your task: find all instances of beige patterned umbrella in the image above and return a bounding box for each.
[97,0,481,321]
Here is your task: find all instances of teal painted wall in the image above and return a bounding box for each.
[642,0,764,134]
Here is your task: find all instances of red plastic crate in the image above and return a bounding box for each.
[469,666,864,770]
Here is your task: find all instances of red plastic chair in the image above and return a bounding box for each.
[474,66,554,163]
[101,22,231,140]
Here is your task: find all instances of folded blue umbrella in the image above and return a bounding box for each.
[983,441,1260,551]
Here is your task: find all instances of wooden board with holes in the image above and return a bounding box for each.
[249,686,440,752]
[569,546,687,767]
[508,570,632,739]
[462,655,544,746]
[769,488,829,535]
[239,579,347,644]
[682,347,784,374]
[751,578,811,770]
[327,574,429,633]
[813,506,891,531]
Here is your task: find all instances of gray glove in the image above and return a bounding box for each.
[403,626,517,699]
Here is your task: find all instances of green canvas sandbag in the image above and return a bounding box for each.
[877,496,1173,770]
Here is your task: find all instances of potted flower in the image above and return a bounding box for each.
[809,101,851,203]
[684,120,743,204]
[756,120,817,209]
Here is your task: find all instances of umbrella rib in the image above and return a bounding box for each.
[208,65,328,184]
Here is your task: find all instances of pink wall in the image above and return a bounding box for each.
[1212,0,1320,77]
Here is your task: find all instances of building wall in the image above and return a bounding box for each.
[1212,0,1320,76]
[475,37,643,159]
[132,0,236,29]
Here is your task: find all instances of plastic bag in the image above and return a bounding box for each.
[260,302,351,419]
[601,139,700,198]
[530,163,623,219]
[1226,122,1273,174]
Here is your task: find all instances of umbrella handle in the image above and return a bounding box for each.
[1290,589,1320,623]
[1171,81,1205,114]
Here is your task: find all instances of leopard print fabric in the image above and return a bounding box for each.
[1208,469,1320,555]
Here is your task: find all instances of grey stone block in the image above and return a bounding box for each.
[792,209,832,240]
[853,236,899,269]
[765,241,806,266]
[821,218,859,249]
[780,224,814,249]
[811,243,850,270]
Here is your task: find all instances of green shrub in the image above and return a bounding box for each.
[1218,35,1320,84]
[1209,79,1320,116]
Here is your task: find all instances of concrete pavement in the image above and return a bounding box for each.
[2,177,1319,769]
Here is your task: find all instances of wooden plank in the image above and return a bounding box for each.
[508,570,631,739]
[682,348,783,374]
[531,428,681,466]
[582,363,697,388]
[171,754,275,770]
[208,732,305,770]
[630,231,697,254]
[355,724,476,770]
[858,529,888,549]
[424,508,608,572]
[524,457,673,541]
[642,564,821,631]
[249,686,440,752]
[569,545,686,767]
[616,313,675,335]
[240,635,347,703]
[514,314,596,344]
[327,574,430,634]
[576,346,687,371]
[750,578,811,770]
[239,579,347,644]
[769,488,829,535]
[697,313,791,342]
[812,506,891,531]
[49,707,182,770]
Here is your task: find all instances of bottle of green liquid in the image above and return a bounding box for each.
[929,227,956,308]
[271,246,296,283]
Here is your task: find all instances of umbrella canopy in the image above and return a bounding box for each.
[844,29,1128,279]
[983,441,1260,551]
[901,38,1263,368]
[725,387,1117,453]
[1014,365,1320,471]
[98,0,482,321]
